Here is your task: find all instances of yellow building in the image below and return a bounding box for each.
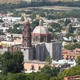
[0,41,14,47]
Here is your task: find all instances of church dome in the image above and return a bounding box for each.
[33,26,49,35]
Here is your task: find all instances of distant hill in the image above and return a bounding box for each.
[0,1,80,11]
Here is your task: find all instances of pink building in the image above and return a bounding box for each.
[24,61,45,73]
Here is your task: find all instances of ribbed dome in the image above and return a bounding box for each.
[33,26,49,35]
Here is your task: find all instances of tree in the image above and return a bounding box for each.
[12,51,24,73]
[6,73,28,80]
[76,56,80,65]
[52,32,58,39]
[64,19,71,26]
[77,31,80,35]
[41,65,60,78]
[0,19,3,22]
[31,19,39,30]
[7,27,22,34]
[66,33,72,38]
[48,28,53,32]
[49,22,62,32]
[0,54,2,62]
[26,72,49,80]
[39,12,45,17]
[31,13,36,19]
[0,30,4,35]
[45,55,52,66]
[27,72,37,80]
[51,67,60,77]
[64,43,80,50]
[58,65,80,80]
[41,65,51,78]
[1,51,24,74]
[35,72,49,80]
[1,51,13,74]
[50,77,61,80]
[68,24,74,33]
[14,23,21,28]
[0,73,6,80]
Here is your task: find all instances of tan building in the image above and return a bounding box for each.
[24,60,58,73]
[0,0,20,4]
[24,61,45,73]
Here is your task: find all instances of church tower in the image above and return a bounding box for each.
[22,19,31,47]
[21,19,33,61]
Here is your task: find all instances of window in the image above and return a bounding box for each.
[66,55,69,60]
[67,55,68,58]
[62,55,64,59]
[24,69,27,71]
[24,49,26,51]
[38,66,41,70]
[31,65,35,70]
[73,56,75,59]
[70,56,72,58]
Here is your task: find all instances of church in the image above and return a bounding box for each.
[8,19,62,62]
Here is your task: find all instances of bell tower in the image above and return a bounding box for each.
[22,19,31,47]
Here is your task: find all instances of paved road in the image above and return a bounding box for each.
[16,6,80,11]
[41,6,80,11]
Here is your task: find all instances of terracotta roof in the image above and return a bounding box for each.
[75,48,80,52]
[62,49,72,54]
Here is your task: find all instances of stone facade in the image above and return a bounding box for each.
[34,42,62,61]
[21,47,33,61]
